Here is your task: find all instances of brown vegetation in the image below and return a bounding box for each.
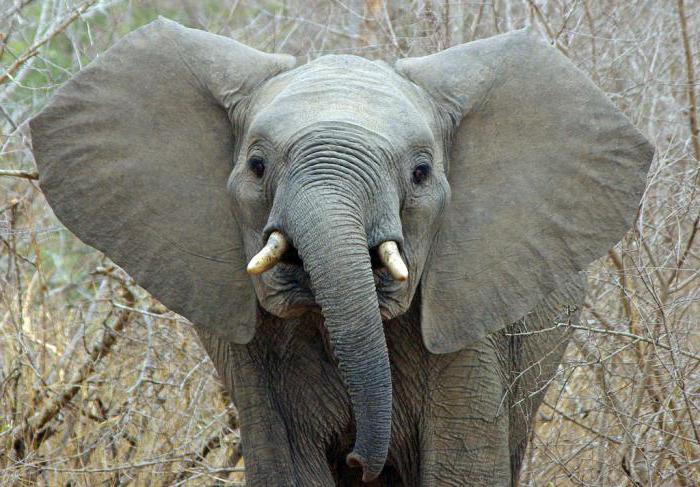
[1,1,698,485]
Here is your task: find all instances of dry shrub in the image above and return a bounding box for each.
[1,1,697,485]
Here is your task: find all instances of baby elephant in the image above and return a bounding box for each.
[31,18,653,486]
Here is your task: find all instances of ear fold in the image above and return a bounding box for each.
[396,29,654,353]
[30,18,295,344]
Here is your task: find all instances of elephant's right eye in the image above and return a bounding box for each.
[412,162,431,185]
[248,156,266,178]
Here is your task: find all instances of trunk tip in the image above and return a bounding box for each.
[347,451,381,483]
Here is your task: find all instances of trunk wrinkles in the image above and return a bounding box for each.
[283,185,392,482]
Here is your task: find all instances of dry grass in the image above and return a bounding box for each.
[1,1,698,485]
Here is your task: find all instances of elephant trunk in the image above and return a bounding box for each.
[285,189,392,482]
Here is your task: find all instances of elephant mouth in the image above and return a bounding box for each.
[258,242,408,319]
[280,242,393,276]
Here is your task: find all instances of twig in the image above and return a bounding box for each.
[0,0,98,86]
[541,399,622,445]
[40,455,236,473]
[468,3,484,41]
[0,0,36,24]
[569,322,700,362]
[582,0,598,82]
[0,104,19,131]
[0,169,39,180]
[668,212,700,286]
[112,302,190,324]
[9,284,135,455]
[676,0,700,174]
[526,0,569,56]
[509,320,700,362]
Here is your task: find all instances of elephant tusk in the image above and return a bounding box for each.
[247,231,289,275]
[378,241,409,282]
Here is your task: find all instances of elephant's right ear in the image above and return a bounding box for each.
[30,18,295,344]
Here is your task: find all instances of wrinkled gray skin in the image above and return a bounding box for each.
[30,19,653,486]
[198,291,582,486]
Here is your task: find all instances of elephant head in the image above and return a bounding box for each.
[30,18,653,482]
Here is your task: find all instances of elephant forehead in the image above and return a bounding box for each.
[250,56,433,145]
[278,56,403,100]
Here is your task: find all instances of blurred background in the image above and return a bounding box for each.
[1,1,698,485]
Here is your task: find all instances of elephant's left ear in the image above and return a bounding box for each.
[396,29,654,353]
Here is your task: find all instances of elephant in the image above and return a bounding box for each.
[30,18,653,486]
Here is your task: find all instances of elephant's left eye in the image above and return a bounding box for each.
[248,155,266,178]
[412,162,431,185]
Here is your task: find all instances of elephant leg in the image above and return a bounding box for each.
[285,431,336,486]
[420,342,511,486]
[504,324,572,484]
[195,327,335,486]
[195,328,296,485]
[503,278,584,484]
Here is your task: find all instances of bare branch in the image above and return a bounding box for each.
[0,0,98,86]
[0,169,39,180]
